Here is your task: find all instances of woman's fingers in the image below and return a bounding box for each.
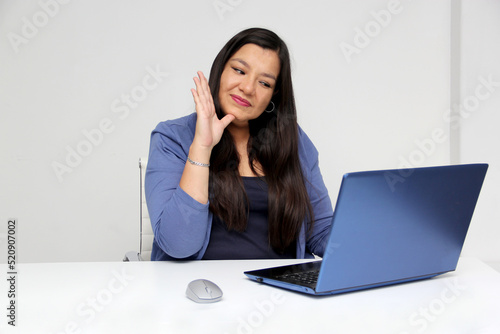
[192,71,214,116]
[191,70,233,148]
[194,72,208,99]
[220,113,235,129]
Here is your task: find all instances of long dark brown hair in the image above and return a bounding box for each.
[208,28,314,254]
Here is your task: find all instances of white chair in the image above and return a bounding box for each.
[123,158,154,261]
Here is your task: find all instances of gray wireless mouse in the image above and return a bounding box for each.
[186,279,223,303]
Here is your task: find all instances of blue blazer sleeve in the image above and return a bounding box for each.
[297,127,334,258]
[145,114,212,259]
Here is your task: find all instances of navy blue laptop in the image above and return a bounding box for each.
[244,164,488,295]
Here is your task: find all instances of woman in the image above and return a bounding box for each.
[145,28,333,260]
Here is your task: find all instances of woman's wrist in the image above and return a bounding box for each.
[188,143,212,166]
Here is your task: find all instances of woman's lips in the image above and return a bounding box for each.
[230,94,251,107]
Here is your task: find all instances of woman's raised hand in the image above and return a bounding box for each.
[181,71,233,204]
[191,71,234,150]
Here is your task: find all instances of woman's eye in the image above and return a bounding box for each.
[232,67,244,75]
[260,81,271,88]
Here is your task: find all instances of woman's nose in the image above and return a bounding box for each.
[238,77,255,95]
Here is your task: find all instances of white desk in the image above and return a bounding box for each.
[1,257,500,334]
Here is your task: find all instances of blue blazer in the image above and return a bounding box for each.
[145,113,333,260]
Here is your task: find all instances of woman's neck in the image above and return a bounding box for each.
[226,122,250,145]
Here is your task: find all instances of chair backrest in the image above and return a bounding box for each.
[139,158,154,261]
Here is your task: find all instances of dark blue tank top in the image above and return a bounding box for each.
[202,177,296,260]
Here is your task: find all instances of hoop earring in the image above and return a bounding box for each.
[265,101,275,113]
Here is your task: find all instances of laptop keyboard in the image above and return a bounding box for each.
[275,269,320,286]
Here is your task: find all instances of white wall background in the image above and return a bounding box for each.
[458,0,500,268]
[0,0,497,265]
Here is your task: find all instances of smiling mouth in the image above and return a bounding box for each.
[230,94,251,107]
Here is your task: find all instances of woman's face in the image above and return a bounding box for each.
[218,43,280,127]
